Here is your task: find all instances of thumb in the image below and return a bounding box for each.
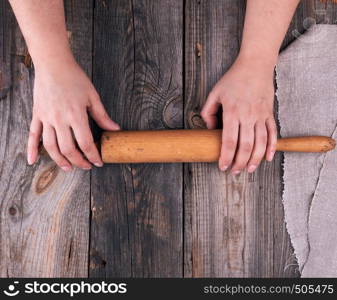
[200,93,220,129]
[88,95,120,131]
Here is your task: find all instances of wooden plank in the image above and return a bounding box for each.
[283,0,337,48]
[0,0,92,277]
[184,0,247,277]
[184,0,298,277]
[90,0,183,277]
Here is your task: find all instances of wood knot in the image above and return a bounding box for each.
[35,164,59,194]
[196,43,202,57]
[162,96,183,129]
[23,49,33,68]
[9,206,17,216]
[187,111,207,129]
[15,48,33,69]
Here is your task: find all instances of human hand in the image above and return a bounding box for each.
[27,60,120,171]
[201,56,277,175]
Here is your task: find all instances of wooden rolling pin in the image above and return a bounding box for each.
[101,129,336,163]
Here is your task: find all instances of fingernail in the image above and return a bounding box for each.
[94,162,103,167]
[27,154,34,165]
[232,170,241,175]
[247,165,257,173]
[219,165,228,171]
[267,151,275,162]
[61,166,72,172]
[83,166,92,170]
[111,123,120,130]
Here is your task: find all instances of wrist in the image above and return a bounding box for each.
[28,41,76,73]
[33,52,77,74]
[236,50,278,73]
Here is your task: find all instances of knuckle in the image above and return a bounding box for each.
[269,138,277,149]
[47,112,62,125]
[93,107,107,118]
[68,112,82,124]
[61,146,76,156]
[81,141,93,153]
[271,130,278,140]
[267,119,277,130]
[29,130,39,139]
[222,138,237,150]
[243,118,255,127]
[259,135,268,145]
[223,103,236,114]
[101,111,111,120]
[91,90,101,102]
[43,141,55,151]
[241,142,253,152]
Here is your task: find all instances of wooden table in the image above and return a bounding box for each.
[0,0,336,277]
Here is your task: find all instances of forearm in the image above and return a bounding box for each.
[238,0,300,68]
[9,0,74,70]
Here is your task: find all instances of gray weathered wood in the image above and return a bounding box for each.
[184,0,299,278]
[90,0,183,277]
[184,0,247,277]
[283,0,337,48]
[1,0,336,278]
[0,0,92,277]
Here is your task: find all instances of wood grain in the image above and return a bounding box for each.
[90,0,183,277]
[100,130,335,164]
[0,0,92,277]
[283,0,337,48]
[184,0,246,277]
[1,0,336,278]
[184,0,298,278]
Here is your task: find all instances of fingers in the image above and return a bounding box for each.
[27,117,42,165]
[219,114,239,171]
[231,122,255,175]
[247,121,268,173]
[71,112,103,167]
[88,93,120,131]
[266,118,278,161]
[42,124,72,171]
[200,93,220,129]
[55,125,92,170]
[219,118,277,174]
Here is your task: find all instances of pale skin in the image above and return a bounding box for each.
[9,0,300,173]
[201,0,300,174]
[9,0,120,172]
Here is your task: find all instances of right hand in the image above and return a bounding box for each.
[27,60,120,171]
[201,56,277,174]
